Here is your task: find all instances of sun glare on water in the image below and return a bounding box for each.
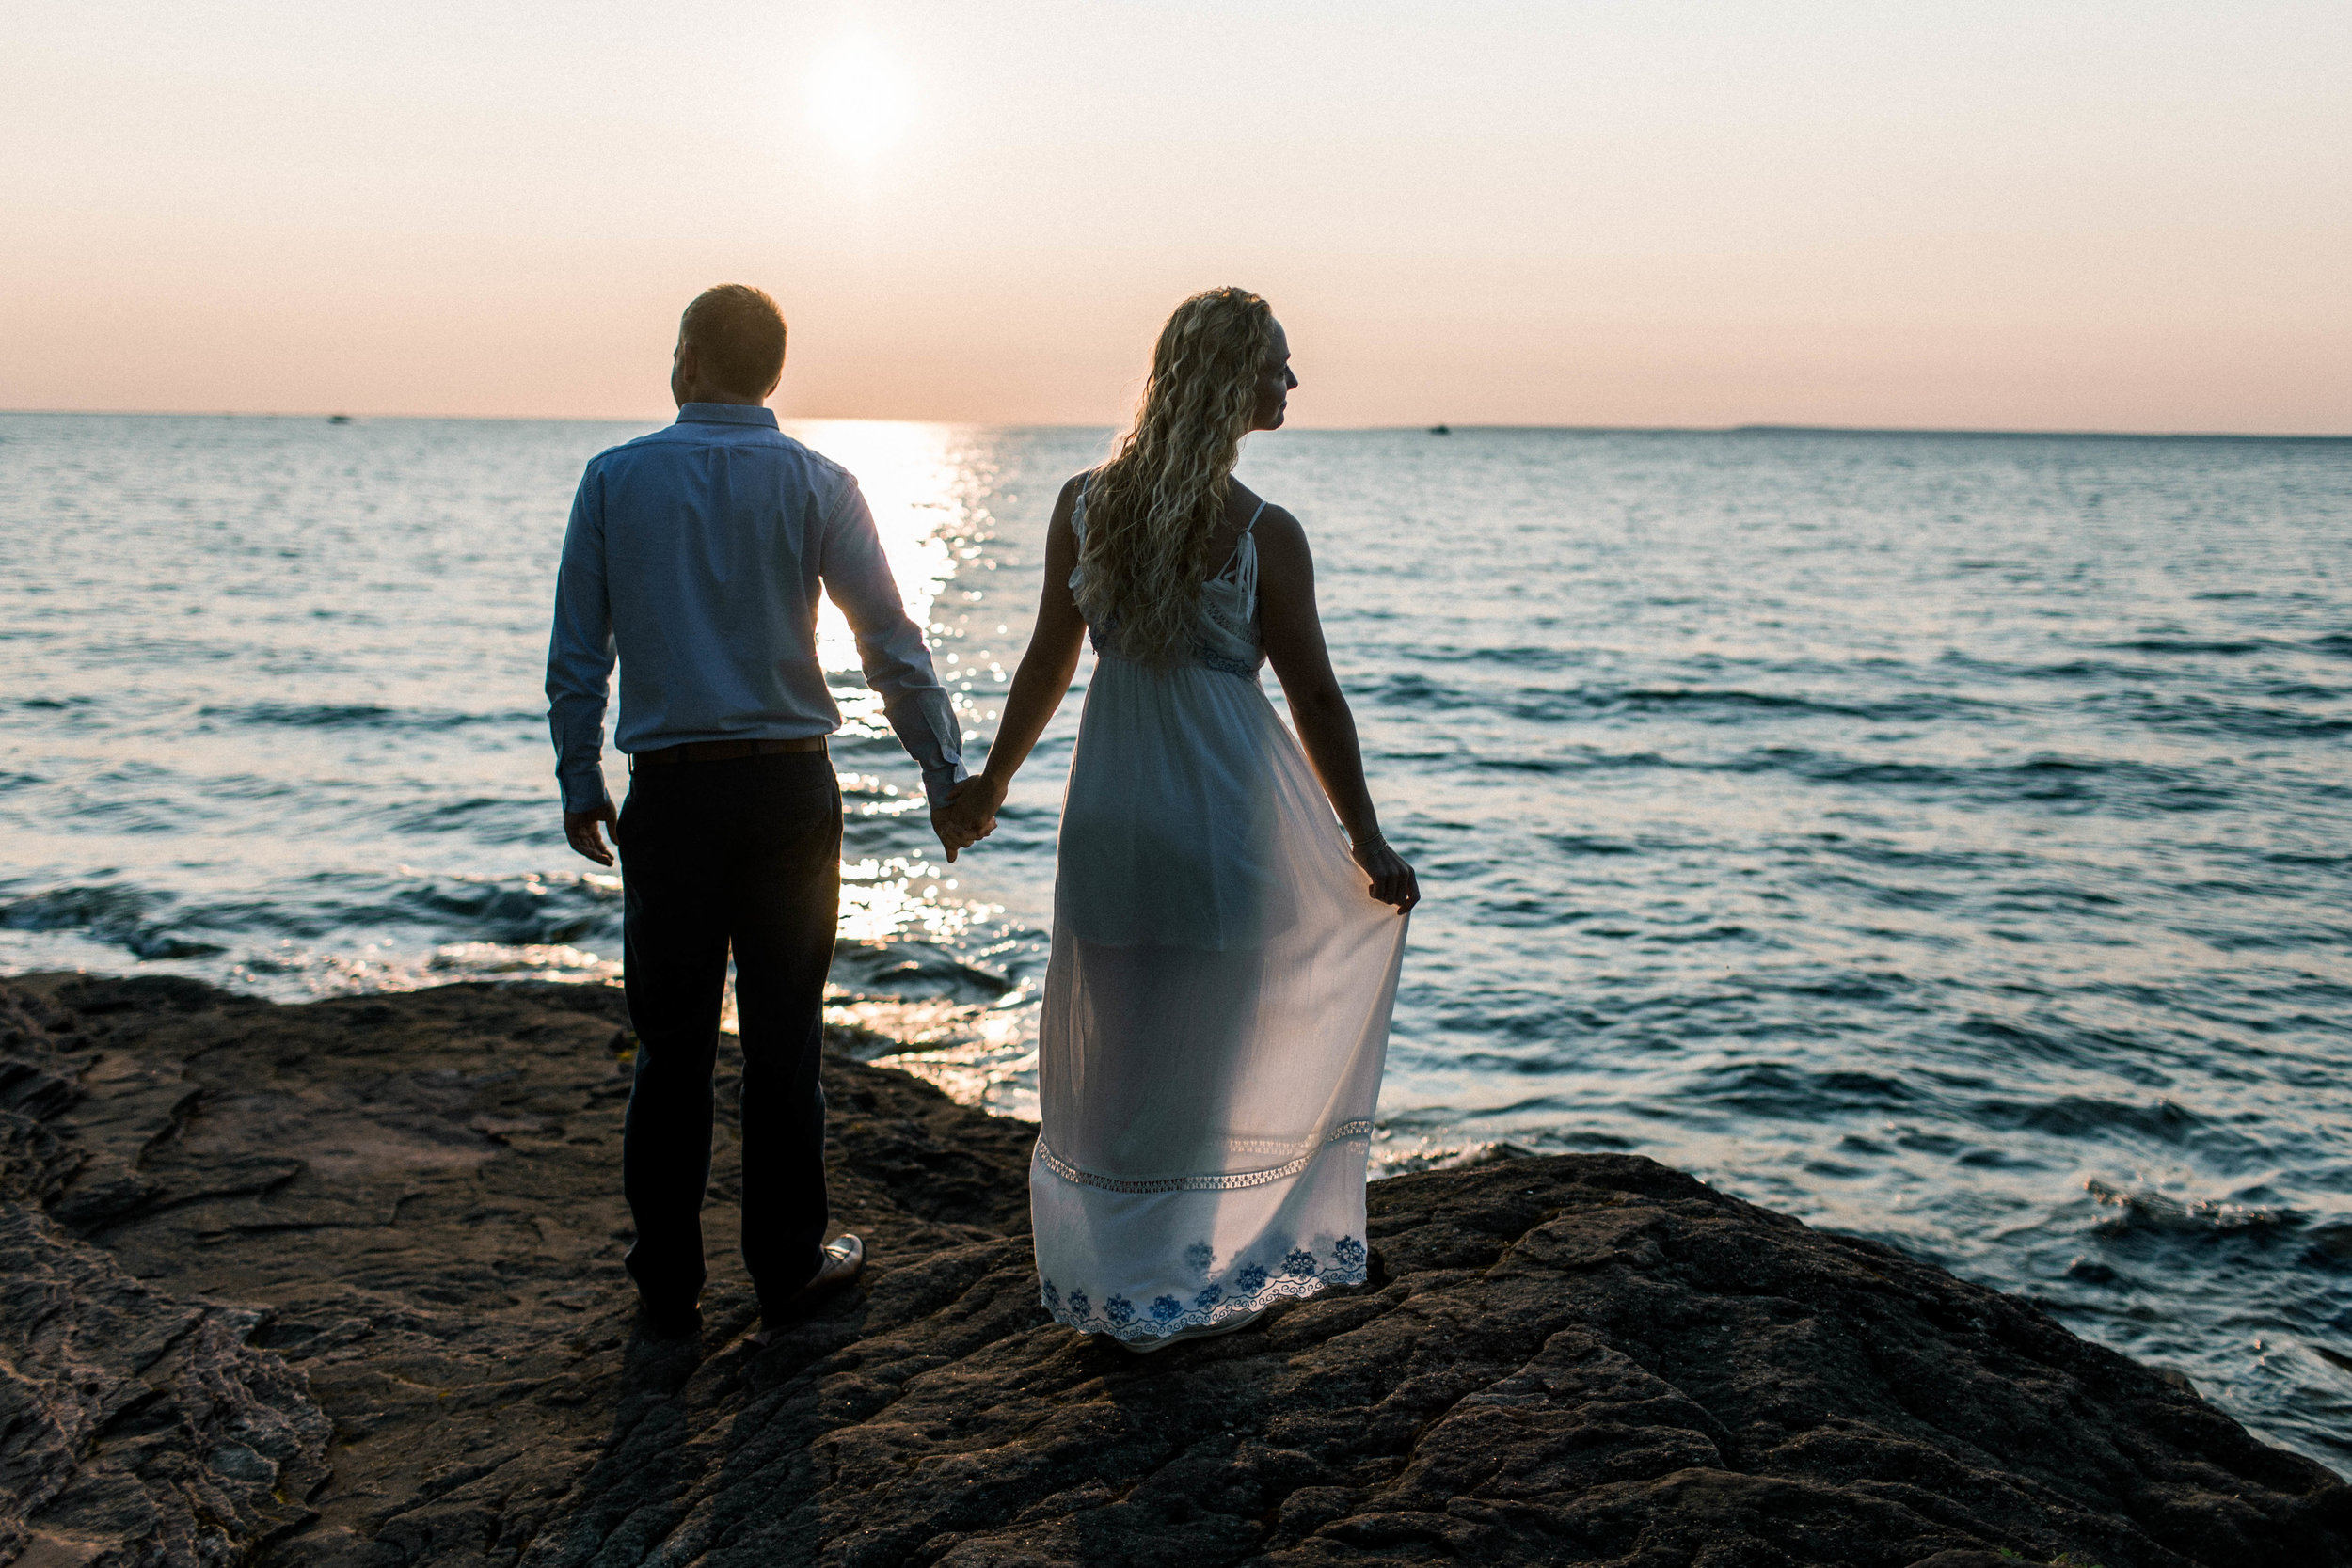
[805,38,912,158]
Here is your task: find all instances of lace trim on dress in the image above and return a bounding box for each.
[1084,631,1263,682]
[1194,646,1263,680]
[1041,1235,1370,1342]
[1035,1121,1372,1195]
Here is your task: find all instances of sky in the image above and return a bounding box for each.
[4,1,2348,432]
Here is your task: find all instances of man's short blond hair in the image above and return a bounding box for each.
[680,284,787,397]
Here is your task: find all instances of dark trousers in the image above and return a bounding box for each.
[617,752,841,1317]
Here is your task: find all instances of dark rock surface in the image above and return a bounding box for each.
[0,972,2344,1568]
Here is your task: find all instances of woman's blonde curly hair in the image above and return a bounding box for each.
[1074,287,1277,667]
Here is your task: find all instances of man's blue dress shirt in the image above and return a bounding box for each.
[545,404,965,814]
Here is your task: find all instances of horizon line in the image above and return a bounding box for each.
[3,408,2347,442]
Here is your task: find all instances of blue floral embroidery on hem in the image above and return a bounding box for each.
[1040,1238,1370,1343]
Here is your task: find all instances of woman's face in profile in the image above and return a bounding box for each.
[1251,322,1298,431]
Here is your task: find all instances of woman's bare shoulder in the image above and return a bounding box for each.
[1048,471,1093,533]
[1251,500,1308,547]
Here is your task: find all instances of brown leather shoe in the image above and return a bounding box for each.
[754,1235,865,1340]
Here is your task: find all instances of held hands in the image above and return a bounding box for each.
[931,773,1008,863]
[564,801,618,867]
[1351,835,1420,913]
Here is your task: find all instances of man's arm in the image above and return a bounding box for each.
[546,467,618,864]
[817,481,967,812]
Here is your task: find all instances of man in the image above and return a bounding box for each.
[547,284,970,1340]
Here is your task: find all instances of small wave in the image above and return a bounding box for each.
[1369,1124,1637,1177]
[1733,748,2240,814]
[0,883,226,960]
[1815,838,2026,873]
[1391,643,1584,673]
[393,797,548,841]
[427,942,616,978]
[1692,1061,1920,1117]
[1368,673,1478,710]
[1470,755,1588,775]
[1610,687,1968,723]
[2098,638,2272,656]
[1384,678,1988,728]
[391,875,619,946]
[2088,691,2352,741]
[2085,1179,2302,1240]
[2302,1221,2352,1271]
[1780,973,1914,1003]
[1958,1017,2131,1067]
[201,702,534,731]
[1372,1139,1543,1176]
[831,940,1014,1004]
[1973,1095,2201,1143]
[1545,833,1640,856]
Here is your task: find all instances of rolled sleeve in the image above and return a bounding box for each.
[545,467,616,814]
[818,481,967,806]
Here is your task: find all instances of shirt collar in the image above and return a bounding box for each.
[676,402,780,428]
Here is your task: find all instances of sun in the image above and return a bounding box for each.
[806,38,913,159]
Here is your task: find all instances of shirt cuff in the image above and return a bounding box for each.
[559,766,612,816]
[920,759,968,810]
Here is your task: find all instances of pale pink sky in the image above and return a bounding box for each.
[5,1,2347,432]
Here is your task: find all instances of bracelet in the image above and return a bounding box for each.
[1351,832,1386,850]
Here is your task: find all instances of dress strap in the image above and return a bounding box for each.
[1232,500,1265,603]
[1209,497,1271,590]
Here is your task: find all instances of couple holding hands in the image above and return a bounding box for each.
[548,283,1414,1351]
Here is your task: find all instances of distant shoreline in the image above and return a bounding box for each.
[3,407,2348,442]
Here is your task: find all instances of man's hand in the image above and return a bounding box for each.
[565,800,618,866]
[932,774,1007,863]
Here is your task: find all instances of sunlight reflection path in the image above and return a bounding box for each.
[730,420,1041,1116]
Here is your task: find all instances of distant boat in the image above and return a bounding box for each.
[1428,423,1451,436]
[328,414,352,424]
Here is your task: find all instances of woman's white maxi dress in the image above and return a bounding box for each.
[1031,488,1407,1348]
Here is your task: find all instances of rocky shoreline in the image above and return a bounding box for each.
[1,972,2344,1568]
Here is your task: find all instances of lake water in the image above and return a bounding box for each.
[4,412,2348,1467]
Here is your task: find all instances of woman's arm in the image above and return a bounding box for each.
[1256,507,1419,912]
[935,475,1089,859]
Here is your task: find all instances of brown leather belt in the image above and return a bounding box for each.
[631,736,828,766]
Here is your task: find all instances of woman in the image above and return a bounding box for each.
[940,287,1417,1351]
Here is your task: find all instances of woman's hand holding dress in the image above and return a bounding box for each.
[1350,837,1420,912]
